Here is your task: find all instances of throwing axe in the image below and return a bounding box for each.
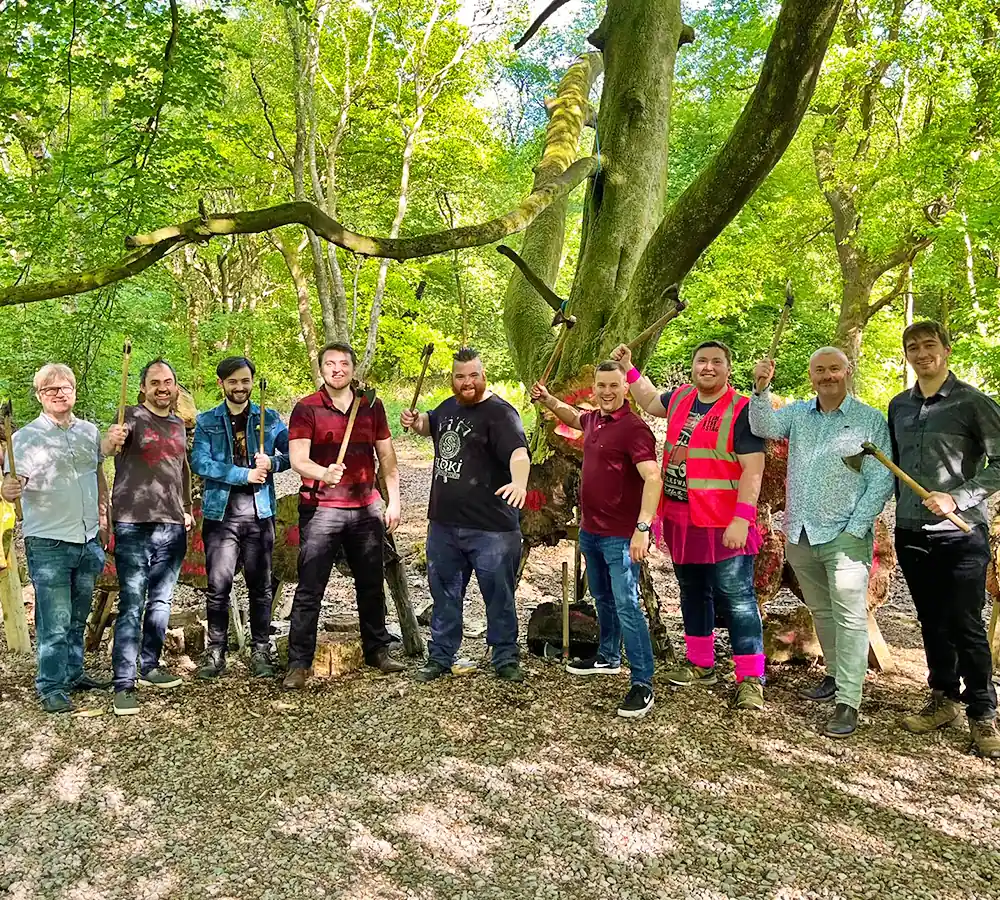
[404,343,434,433]
[842,441,971,533]
[336,386,378,467]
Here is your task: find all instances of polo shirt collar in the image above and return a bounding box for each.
[910,370,956,401]
[598,400,632,422]
[320,388,362,414]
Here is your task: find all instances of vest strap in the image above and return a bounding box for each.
[687,477,741,491]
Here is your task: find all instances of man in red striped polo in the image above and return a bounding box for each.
[282,342,404,688]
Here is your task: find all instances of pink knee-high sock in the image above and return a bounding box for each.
[684,633,715,669]
[733,653,766,684]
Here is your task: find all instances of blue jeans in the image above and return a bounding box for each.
[24,536,105,700]
[578,529,655,687]
[426,522,521,670]
[112,523,187,691]
[673,554,764,656]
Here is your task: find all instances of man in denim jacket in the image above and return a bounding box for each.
[190,356,290,678]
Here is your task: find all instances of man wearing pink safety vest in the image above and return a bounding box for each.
[612,340,767,710]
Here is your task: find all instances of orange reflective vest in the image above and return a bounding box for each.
[663,384,748,528]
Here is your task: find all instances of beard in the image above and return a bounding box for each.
[453,382,486,406]
[225,388,251,406]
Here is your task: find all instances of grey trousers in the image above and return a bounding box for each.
[785,531,873,710]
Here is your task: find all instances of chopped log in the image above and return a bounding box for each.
[162,609,207,658]
[274,631,364,678]
[639,561,676,664]
[384,531,424,657]
[763,606,823,663]
[0,534,30,654]
[84,589,117,652]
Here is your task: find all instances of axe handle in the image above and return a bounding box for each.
[867,446,972,534]
[538,329,569,387]
[117,350,131,428]
[626,302,684,352]
[405,351,433,433]
[335,396,363,467]
[766,302,793,360]
[2,414,22,520]
[258,390,267,451]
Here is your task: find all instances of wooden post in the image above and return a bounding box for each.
[561,560,570,660]
[0,532,30,654]
[376,470,425,657]
[866,610,893,674]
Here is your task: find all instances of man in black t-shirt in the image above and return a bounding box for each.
[400,347,530,682]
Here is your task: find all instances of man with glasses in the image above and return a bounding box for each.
[1,364,123,712]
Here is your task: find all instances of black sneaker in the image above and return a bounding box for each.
[798,675,836,702]
[249,648,275,679]
[41,692,74,714]
[414,660,451,683]
[72,672,113,692]
[496,662,524,683]
[566,655,622,676]
[617,684,654,719]
[196,648,226,680]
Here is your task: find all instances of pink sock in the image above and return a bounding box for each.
[733,653,766,683]
[684,633,715,669]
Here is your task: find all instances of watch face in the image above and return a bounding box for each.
[636,522,650,533]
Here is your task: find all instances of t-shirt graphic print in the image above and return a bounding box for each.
[434,414,473,485]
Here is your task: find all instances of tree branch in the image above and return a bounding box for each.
[251,66,292,170]
[136,0,180,173]
[497,245,564,312]
[513,0,573,51]
[865,263,912,321]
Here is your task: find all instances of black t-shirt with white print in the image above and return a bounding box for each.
[659,390,763,503]
[427,395,528,532]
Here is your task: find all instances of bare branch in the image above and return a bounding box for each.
[514,0,573,51]
[251,67,293,170]
[136,0,180,172]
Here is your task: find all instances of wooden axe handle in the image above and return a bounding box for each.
[117,347,132,428]
[2,411,22,520]
[405,349,433,432]
[538,330,569,388]
[335,396,363,467]
[866,445,972,533]
[626,300,685,352]
[258,387,267,451]
[766,301,793,360]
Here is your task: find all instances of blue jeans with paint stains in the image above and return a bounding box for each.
[426,522,522,670]
[24,536,106,700]
[112,523,187,691]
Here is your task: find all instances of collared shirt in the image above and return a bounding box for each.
[579,401,657,539]
[888,372,1000,531]
[749,391,893,545]
[10,413,102,543]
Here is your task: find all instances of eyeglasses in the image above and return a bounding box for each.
[38,386,75,397]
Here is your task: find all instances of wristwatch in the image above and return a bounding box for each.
[635,522,651,533]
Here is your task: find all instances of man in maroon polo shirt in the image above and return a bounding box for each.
[531,361,662,718]
[282,342,404,688]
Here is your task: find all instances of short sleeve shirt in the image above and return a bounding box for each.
[579,402,657,539]
[113,405,189,525]
[427,395,528,532]
[288,390,391,509]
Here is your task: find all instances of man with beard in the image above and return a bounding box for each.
[531,362,661,718]
[401,347,530,683]
[749,348,893,738]
[109,359,192,715]
[283,342,404,688]
[889,321,1000,758]
[612,340,767,711]
[190,356,290,680]
[1,364,121,712]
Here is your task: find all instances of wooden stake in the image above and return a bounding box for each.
[988,597,1000,672]
[866,609,893,673]
[562,560,570,660]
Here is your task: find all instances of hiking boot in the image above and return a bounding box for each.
[798,675,836,702]
[72,672,113,692]
[734,676,765,711]
[41,692,73,714]
[414,660,450,683]
[282,667,309,690]
[901,690,962,734]
[968,713,1000,759]
[666,661,718,687]
[196,648,226,680]
[496,662,524,683]
[825,703,858,738]
[113,690,139,716]
[137,668,183,689]
[249,648,275,679]
[368,648,405,674]
[565,655,622,676]
[618,684,654,719]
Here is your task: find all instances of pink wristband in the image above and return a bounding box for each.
[734,503,756,523]
[626,367,641,385]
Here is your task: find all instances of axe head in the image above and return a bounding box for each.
[259,376,268,392]
[784,279,795,308]
[550,307,577,329]
[842,443,875,473]
[0,399,11,422]
[356,386,377,406]
[421,343,434,358]
[123,339,132,355]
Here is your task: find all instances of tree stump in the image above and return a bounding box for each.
[162,610,207,658]
[639,562,676,664]
[274,631,364,678]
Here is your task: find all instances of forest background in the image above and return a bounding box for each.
[2,0,998,431]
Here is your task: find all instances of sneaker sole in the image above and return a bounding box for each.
[566,665,622,676]
[617,698,654,719]
[137,677,183,689]
[666,675,717,687]
[113,705,140,716]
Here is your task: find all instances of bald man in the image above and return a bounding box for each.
[749,348,893,738]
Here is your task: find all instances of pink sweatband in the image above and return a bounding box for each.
[626,367,641,385]
[733,653,766,683]
[734,502,756,523]
[684,634,715,669]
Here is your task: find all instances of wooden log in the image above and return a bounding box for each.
[275,631,363,678]
[0,534,30,654]
[639,561,676,664]
[84,589,117,652]
[384,531,424,657]
[866,610,893,674]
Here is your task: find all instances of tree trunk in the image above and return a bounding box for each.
[275,234,322,386]
[833,276,873,364]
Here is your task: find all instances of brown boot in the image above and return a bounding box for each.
[901,690,962,734]
[968,714,1000,759]
[369,648,405,674]
[282,667,309,690]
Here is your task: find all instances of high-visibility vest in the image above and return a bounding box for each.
[663,384,748,528]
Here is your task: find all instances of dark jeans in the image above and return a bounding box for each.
[287,504,391,667]
[579,528,656,686]
[673,554,764,656]
[425,522,521,670]
[896,526,997,719]
[24,536,105,700]
[112,523,187,691]
[203,514,275,652]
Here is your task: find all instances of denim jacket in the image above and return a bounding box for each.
[190,402,290,521]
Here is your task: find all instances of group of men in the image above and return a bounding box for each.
[2,321,999,756]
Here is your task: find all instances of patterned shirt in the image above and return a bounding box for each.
[288,389,391,509]
[748,391,893,545]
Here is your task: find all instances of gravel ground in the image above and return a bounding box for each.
[1,440,999,900]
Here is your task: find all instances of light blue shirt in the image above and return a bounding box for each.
[11,414,102,543]
[748,391,893,545]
